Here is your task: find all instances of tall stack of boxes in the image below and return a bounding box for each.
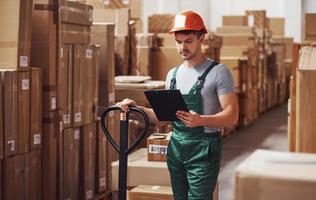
[32,1,102,199]
[216,10,293,129]
[1,0,42,199]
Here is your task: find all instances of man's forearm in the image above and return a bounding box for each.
[200,108,238,128]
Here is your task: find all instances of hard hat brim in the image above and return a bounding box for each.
[169,27,207,34]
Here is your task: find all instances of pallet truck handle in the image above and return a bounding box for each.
[100,105,149,200]
[100,105,149,154]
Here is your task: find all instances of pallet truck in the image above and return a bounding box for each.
[100,106,149,200]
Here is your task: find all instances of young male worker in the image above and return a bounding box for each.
[117,11,238,200]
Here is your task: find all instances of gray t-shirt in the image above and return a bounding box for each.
[165,58,235,133]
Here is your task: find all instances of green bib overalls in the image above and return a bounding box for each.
[167,61,222,200]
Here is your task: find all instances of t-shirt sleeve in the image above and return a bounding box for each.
[215,64,235,95]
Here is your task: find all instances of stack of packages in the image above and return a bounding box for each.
[32,0,103,199]
[267,17,293,106]
[216,14,260,127]
[0,1,42,199]
[111,132,219,200]
[288,13,316,152]
[216,10,293,129]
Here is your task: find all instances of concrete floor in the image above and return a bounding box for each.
[218,103,288,200]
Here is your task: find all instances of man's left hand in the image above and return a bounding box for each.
[176,110,203,127]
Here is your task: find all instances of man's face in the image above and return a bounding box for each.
[174,32,203,61]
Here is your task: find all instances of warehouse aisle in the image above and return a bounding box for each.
[218,103,288,200]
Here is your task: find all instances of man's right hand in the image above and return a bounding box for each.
[115,98,137,112]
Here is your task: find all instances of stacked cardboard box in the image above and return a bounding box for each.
[295,45,316,153]
[1,1,43,199]
[304,13,316,41]
[216,20,260,126]
[147,132,171,162]
[31,1,102,200]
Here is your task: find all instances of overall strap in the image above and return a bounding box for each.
[188,61,219,94]
[169,67,180,90]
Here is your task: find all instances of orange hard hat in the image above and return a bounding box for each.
[170,11,207,33]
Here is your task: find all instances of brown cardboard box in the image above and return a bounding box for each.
[0,0,32,71]
[111,148,170,191]
[31,8,58,111]
[60,1,93,26]
[73,45,97,127]
[151,47,182,80]
[246,10,267,28]
[136,46,151,76]
[95,120,108,193]
[93,8,130,36]
[157,33,176,47]
[2,153,31,200]
[60,23,91,44]
[91,23,115,107]
[234,149,316,200]
[81,123,96,200]
[304,13,316,38]
[296,46,316,153]
[147,133,171,162]
[129,0,142,19]
[223,16,248,26]
[268,17,285,36]
[2,70,18,157]
[58,44,73,128]
[30,149,42,200]
[30,68,42,149]
[220,34,255,48]
[121,183,219,200]
[17,71,30,154]
[115,35,130,75]
[62,128,80,200]
[148,14,174,33]
[115,80,165,107]
[2,156,15,199]
[220,46,248,57]
[42,111,60,200]
[130,185,173,200]
[15,153,31,200]
[216,26,254,34]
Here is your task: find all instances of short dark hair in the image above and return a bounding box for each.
[174,30,204,38]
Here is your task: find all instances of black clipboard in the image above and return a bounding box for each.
[144,89,189,121]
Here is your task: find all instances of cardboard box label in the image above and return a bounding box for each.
[63,114,71,125]
[20,56,28,67]
[75,112,82,122]
[22,79,30,90]
[74,130,80,140]
[99,177,106,187]
[248,16,254,27]
[148,144,168,154]
[86,48,93,58]
[34,134,41,145]
[8,140,15,151]
[51,96,57,110]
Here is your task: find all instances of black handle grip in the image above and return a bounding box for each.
[100,105,149,155]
